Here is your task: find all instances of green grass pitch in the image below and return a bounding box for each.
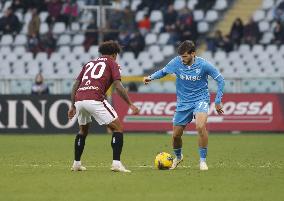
[0,133,283,201]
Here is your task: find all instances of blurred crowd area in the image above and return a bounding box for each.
[0,0,213,57]
[207,0,284,53]
[0,0,283,94]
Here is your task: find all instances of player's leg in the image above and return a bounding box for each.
[92,100,130,172]
[72,124,89,171]
[71,101,92,171]
[170,110,193,169]
[107,118,131,173]
[195,112,209,171]
[170,125,185,169]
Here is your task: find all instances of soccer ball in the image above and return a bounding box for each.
[154,152,173,170]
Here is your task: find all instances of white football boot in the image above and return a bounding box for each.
[71,161,87,171]
[199,161,208,171]
[111,161,131,173]
[170,154,184,170]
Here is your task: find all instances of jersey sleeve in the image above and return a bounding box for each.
[205,61,225,104]
[150,57,178,80]
[110,60,121,81]
[163,56,179,74]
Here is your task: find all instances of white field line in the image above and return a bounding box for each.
[12,163,282,169]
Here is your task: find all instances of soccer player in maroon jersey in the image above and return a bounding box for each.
[68,41,139,172]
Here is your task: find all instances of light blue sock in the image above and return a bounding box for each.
[173,148,182,160]
[199,147,207,162]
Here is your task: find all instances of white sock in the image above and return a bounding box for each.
[112,160,121,166]
[73,160,81,166]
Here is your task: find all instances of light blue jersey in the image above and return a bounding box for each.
[150,56,225,112]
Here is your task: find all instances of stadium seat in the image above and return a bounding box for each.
[205,10,218,22]
[152,22,164,33]
[11,61,27,76]
[158,33,170,45]
[193,10,204,22]
[214,51,227,62]
[58,46,71,55]
[174,0,186,10]
[55,61,71,77]
[162,45,175,57]
[135,10,145,22]
[266,44,278,55]
[14,46,26,56]
[53,22,66,34]
[39,12,48,22]
[72,34,85,46]
[26,61,40,77]
[0,35,13,45]
[150,10,163,22]
[21,23,28,34]
[187,0,198,9]
[71,22,80,31]
[40,23,49,34]
[21,52,34,62]
[69,61,83,77]
[197,21,209,33]
[35,52,48,62]
[214,0,228,10]
[72,46,85,55]
[57,34,72,46]
[145,33,157,45]
[14,35,27,46]
[88,45,99,54]
[123,52,135,61]
[0,61,12,77]
[24,12,32,24]
[140,59,154,70]
[260,32,274,44]
[26,63,40,77]
[5,54,18,62]
[262,0,274,10]
[253,10,265,22]
[131,0,141,11]
[258,21,270,32]
[252,44,264,55]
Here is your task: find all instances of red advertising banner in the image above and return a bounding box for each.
[112,93,284,132]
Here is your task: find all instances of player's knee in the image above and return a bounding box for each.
[80,125,89,136]
[196,123,206,133]
[173,133,182,139]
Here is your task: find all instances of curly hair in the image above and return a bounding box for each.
[98,40,122,55]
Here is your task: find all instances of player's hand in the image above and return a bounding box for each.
[129,104,140,115]
[68,106,76,120]
[215,103,224,115]
[143,76,151,85]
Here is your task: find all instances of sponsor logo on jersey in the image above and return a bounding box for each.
[78,86,99,91]
[180,74,201,81]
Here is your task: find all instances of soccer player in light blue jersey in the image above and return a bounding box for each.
[143,41,225,171]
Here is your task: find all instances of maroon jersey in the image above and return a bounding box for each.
[75,56,121,102]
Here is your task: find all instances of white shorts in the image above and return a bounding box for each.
[74,100,118,126]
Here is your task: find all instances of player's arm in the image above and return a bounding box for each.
[113,80,139,114]
[144,57,178,84]
[68,80,80,119]
[144,68,168,84]
[214,75,225,114]
[206,63,225,115]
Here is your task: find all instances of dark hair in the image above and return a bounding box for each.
[98,40,121,55]
[177,40,196,55]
